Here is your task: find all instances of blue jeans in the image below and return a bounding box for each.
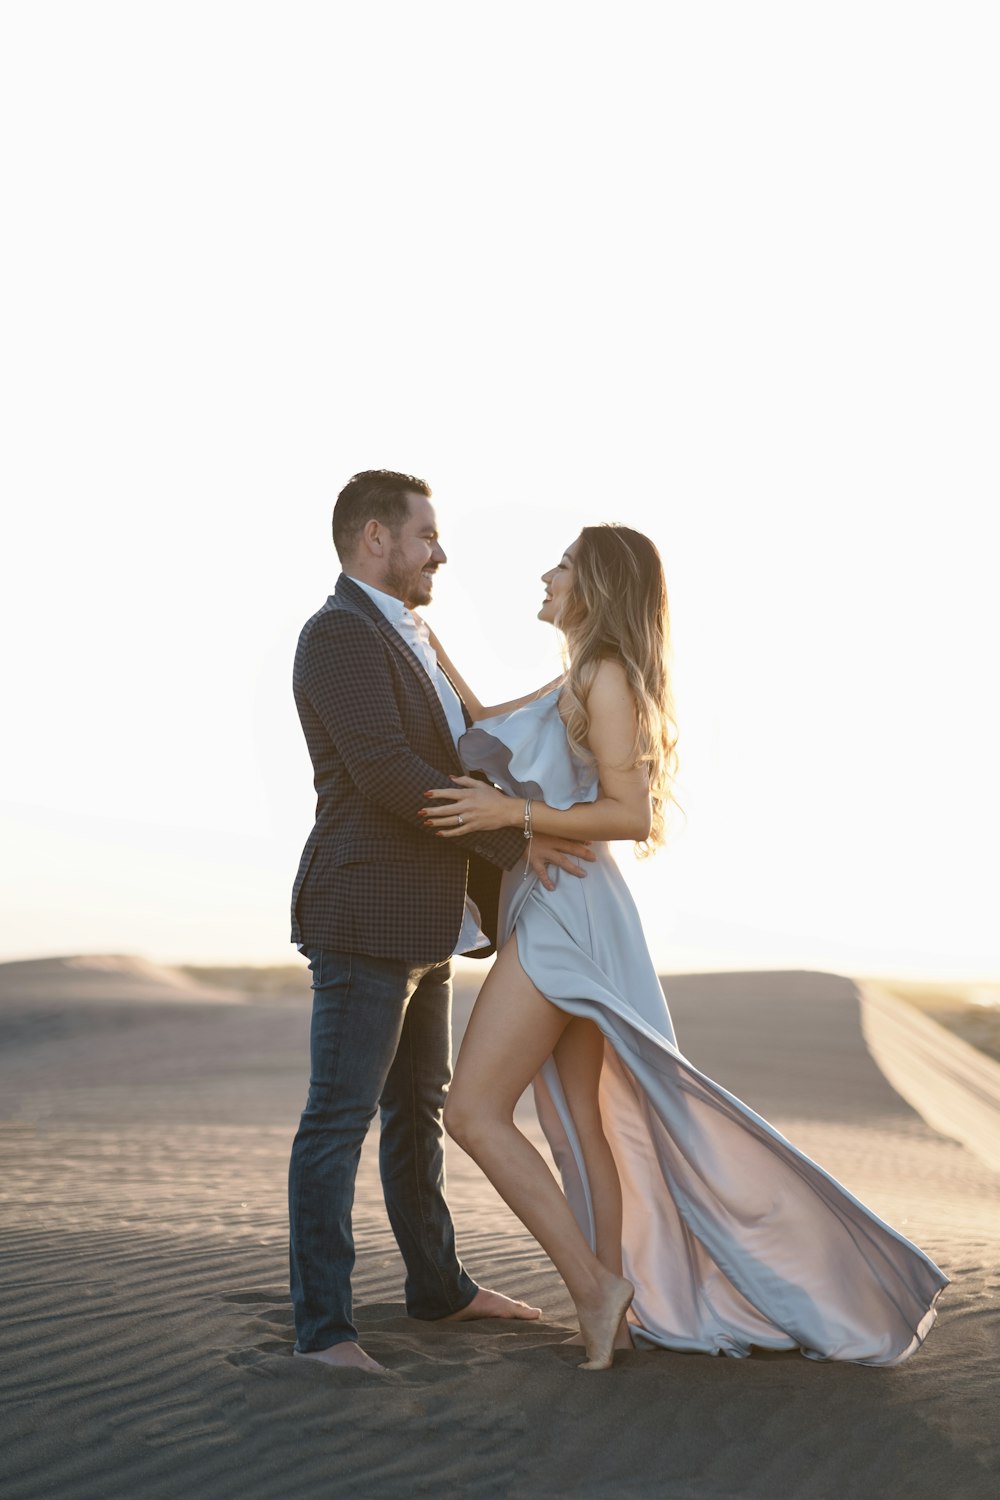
[288,947,479,1351]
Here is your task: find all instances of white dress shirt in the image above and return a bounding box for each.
[348,577,490,955]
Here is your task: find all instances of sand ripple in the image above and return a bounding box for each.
[1,968,997,1498]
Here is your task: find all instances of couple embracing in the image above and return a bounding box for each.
[288,469,946,1375]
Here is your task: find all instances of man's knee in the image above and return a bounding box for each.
[380,1073,447,1123]
[300,1085,377,1137]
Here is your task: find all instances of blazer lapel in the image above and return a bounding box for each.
[334,576,462,765]
[440,663,473,730]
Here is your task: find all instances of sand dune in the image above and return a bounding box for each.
[860,982,1000,1175]
[0,954,240,1005]
[0,962,997,1498]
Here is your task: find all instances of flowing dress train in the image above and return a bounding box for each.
[459,688,947,1365]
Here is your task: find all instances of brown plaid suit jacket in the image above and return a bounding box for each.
[290,575,526,962]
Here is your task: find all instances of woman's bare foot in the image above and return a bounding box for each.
[293,1342,388,1374]
[576,1275,634,1371]
[442,1287,542,1321]
[562,1315,634,1351]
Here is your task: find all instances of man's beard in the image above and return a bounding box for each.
[385,558,434,608]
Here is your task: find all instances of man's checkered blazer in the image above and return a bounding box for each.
[290,575,526,963]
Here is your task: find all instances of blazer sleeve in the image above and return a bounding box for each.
[297,610,525,871]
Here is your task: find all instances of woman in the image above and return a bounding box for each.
[421,525,947,1371]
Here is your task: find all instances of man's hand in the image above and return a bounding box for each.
[528,833,595,891]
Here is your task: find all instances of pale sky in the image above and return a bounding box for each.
[2,2,998,978]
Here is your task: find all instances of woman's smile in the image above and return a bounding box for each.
[538,540,578,622]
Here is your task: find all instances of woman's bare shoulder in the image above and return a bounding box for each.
[587,657,633,705]
[581,660,639,757]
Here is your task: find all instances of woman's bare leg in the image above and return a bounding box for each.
[445,936,633,1370]
[553,1019,633,1349]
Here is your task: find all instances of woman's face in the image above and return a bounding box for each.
[538,539,578,625]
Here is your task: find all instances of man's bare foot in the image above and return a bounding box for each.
[442,1287,542,1322]
[562,1316,634,1352]
[293,1342,388,1374]
[577,1275,634,1371]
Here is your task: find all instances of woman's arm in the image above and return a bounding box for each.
[420,617,564,720]
[422,659,652,843]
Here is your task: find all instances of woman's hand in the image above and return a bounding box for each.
[420,777,519,836]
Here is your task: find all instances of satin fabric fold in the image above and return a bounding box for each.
[460,689,947,1365]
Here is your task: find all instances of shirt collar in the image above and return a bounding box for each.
[346,575,411,628]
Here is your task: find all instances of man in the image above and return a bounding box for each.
[288,469,594,1372]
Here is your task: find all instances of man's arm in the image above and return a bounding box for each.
[298,610,526,869]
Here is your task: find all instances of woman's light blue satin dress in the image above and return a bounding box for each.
[460,688,947,1365]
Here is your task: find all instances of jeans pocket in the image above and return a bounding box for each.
[307,947,352,993]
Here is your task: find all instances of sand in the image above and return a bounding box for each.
[1,957,998,1499]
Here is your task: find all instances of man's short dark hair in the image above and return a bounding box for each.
[332,469,431,561]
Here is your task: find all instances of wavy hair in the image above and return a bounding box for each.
[557,525,679,853]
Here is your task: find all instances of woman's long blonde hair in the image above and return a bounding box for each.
[558,524,679,853]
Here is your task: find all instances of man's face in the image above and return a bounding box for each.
[381,492,447,608]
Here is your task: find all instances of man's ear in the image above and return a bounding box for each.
[360,518,385,558]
